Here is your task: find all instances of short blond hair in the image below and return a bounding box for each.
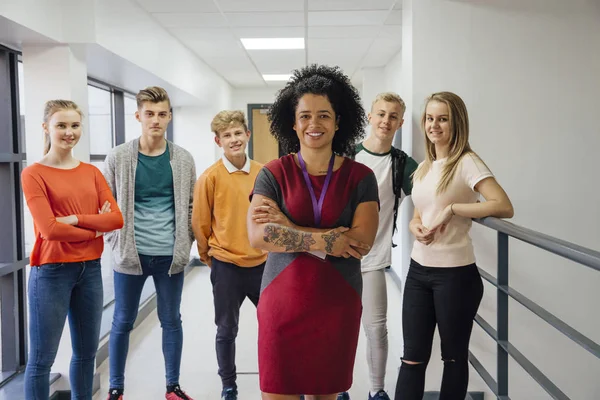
[211,110,248,136]
[371,92,406,115]
[136,86,171,109]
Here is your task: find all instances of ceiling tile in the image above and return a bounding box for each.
[136,0,219,13]
[308,0,395,11]
[379,24,402,38]
[248,50,305,74]
[233,26,305,38]
[204,55,257,73]
[217,0,304,12]
[371,34,402,51]
[185,38,247,57]
[225,71,266,88]
[225,12,304,27]
[308,38,373,53]
[308,26,380,39]
[308,11,389,26]
[308,50,363,72]
[266,81,286,86]
[152,13,227,28]
[385,10,402,25]
[169,27,237,41]
[361,46,399,67]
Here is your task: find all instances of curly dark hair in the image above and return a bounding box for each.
[268,64,366,157]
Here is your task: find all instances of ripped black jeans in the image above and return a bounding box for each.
[394,259,483,400]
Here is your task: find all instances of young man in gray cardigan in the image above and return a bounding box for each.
[103,86,196,400]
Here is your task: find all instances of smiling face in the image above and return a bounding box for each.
[293,93,338,151]
[424,100,452,148]
[43,109,82,154]
[368,99,405,141]
[214,123,251,159]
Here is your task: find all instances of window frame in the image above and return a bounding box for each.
[0,45,28,386]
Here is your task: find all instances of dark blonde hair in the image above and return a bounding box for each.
[371,92,406,115]
[413,91,476,194]
[136,86,171,109]
[42,100,83,155]
[211,110,248,136]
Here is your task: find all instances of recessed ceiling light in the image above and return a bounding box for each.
[241,38,304,50]
[263,74,292,82]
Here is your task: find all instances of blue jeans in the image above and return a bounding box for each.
[108,255,184,389]
[25,259,103,400]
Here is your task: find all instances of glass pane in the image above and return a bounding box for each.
[124,95,139,143]
[88,86,113,154]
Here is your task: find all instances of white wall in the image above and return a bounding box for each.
[93,0,231,107]
[361,67,387,112]
[388,0,600,398]
[384,51,403,98]
[0,0,232,107]
[231,87,280,116]
[173,107,223,179]
[0,0,64,42]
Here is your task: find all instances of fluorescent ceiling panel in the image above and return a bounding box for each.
[241,38,304,50]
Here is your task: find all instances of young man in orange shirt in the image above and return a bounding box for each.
[192,110,267,400]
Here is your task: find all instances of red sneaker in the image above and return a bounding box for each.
[106,389,123,400]
[165,385,194,400]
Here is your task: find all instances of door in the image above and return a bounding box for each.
[250,107,280,165]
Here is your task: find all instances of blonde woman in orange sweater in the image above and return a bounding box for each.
[21,100,123,400]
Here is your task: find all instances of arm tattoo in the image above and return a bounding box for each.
[322,230,341,254]
[263,225,316,252]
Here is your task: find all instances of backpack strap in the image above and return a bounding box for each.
[391,146,407,248]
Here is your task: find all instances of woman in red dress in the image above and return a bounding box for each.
[247,65,380,400]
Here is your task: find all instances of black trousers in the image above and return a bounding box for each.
[211,258,265,389]
[395,259,484,400]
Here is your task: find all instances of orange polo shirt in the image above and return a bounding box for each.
[192,156,267,267]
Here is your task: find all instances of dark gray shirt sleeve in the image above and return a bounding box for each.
[251,167,281,204]
[357,171,380,208]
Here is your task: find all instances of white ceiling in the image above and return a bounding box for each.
[134,0,402,88]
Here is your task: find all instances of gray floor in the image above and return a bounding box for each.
[92,266,490,399]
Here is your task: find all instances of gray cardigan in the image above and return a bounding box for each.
[103,138,196,275]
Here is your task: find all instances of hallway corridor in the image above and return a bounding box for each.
[92,265,490,399]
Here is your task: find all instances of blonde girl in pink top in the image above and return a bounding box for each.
[394,92,513,400]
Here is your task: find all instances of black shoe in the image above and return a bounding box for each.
[107,388,124,400]
[221,387,238,400]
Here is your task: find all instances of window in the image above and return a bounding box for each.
[124,94,139,143]
[88,85,114,155]
[0,46,27,386]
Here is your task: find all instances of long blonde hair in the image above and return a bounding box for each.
[42,100,83,155]
[413,92,473,194]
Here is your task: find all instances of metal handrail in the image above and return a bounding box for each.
[470,217,599,400]
[475,218,600,272]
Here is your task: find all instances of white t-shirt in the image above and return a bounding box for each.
[355,143,417,272]
[411,152,494,268]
